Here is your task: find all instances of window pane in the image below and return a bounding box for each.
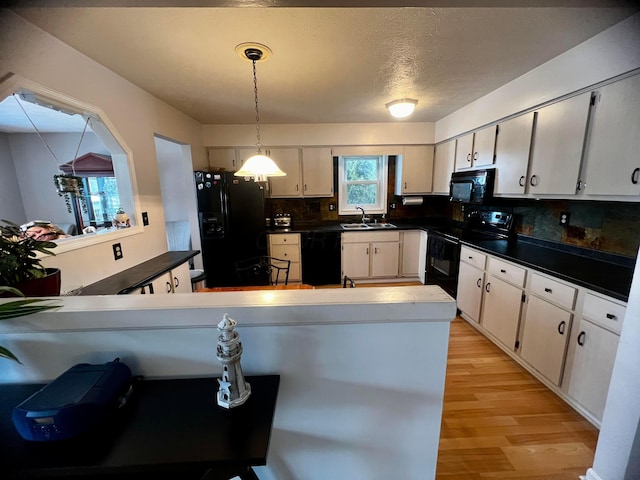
[345,158,378,181]
[347,184,377,205]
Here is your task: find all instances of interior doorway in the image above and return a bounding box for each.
[153,135,202,270]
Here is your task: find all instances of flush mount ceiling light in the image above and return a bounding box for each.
[385,98,418,119]
[234,43,286,183]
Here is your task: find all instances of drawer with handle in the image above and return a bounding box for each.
[460,246,487,270]
[582,292,626,334]
[270,233,299,245]
[530,272,577,310]
[487,257,526,287]
[270,244,300,262]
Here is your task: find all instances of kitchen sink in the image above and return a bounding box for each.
[340,223,396,230]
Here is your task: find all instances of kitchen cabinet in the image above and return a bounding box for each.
[301,147,334,197]
[519,273,577,386]
[395,145,434,195]
[266,148,302,197]
[268,233,301,283]
[493,112,535,196]
[432,139,456,195]
[399,230,423,278]
[135,262,191,294]
[341,231,400,280]
[208,148,238,171]
[480,257,526,351]
[454,125,497,172]
[269,147,334,198]
[563,292,626,423]
[456,246,487,324]
[581,73,640,197]
[527,92,591,196]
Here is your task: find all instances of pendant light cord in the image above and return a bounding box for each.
[252,59,263,154]
[13,94,60,164]
[12,93,91,175]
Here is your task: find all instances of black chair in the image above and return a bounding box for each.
[343,275,356,288]
[234,256,291,286]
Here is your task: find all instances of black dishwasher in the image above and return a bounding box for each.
[301,231,342,286]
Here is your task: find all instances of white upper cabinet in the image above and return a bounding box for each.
[454,125,497,172]
[208,148,238,171]
[493,113,535,196]
[527,92,591,196]
[301,147,334,197]
[266,148,303,197]
[433,139,456,195]
[581,74,640,197]
[395,145,434,195]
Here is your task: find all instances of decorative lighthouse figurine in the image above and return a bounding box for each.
[216,314,251,408]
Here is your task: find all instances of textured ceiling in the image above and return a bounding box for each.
[4,4,639,128]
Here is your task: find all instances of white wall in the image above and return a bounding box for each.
[202,122,435,149]
[435,13,640,142]
[0,11,206,290]
[589,248,640,480]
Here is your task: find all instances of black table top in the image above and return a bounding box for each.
[1,375,279,479]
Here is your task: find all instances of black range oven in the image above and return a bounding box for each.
[425,210,514,298]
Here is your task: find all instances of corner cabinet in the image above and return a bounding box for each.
[432,139,456,195]
[341,231,400,280]
[395,145,434,195]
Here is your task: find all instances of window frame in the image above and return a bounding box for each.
[338,155,388,216]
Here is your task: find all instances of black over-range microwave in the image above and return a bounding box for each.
[449,168,496,204]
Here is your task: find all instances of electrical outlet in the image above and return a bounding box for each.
[389,202,397,210]
[559,212,570,226]
[112,243,123,260]
[329,203,336,211]
[142,211,149,226]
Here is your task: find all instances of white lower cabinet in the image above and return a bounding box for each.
[519,295,572,385]
[456,245,627,426]
[341,231,400,280]
[268,233,301,284]
[480,257,526,351]
[456,246,487,323]
[563,293,626,423]
[135,262,191,294]
[171,262,192,293]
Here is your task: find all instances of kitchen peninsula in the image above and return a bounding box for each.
[0,285,456,480]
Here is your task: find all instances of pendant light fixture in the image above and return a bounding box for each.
[234,43,286,183]
[385,98,418,119]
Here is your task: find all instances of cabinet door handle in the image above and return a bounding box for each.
[530,174,539,187]
[473,152,479,160]
[606,313,617,320]
[577,331,586,346]
[476,278,482,288]
[544,287,552,293]
[166,281,172,293]
[467,153,471,162]
[632,167,640,185]
[519,176,525,187]
[374,247,378,254]
[485,282,491,293]
[468,256,474,260]
[404,182,408,190]
[174,276,179,288]
[500,269,506,274]
[296,184,299,191]
[366,248,369,255]
[304,184,308,191]
[557,320,566,335]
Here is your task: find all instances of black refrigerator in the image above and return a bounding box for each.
[194,171,267,287]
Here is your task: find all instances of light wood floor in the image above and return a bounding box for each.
[437,316,599,479]
[320,282,599,478]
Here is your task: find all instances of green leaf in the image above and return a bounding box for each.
[0,345,22,364]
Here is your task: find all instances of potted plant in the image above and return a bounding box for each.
[53,173,88,214]
[0,220,61,297]
[0,286,60,363]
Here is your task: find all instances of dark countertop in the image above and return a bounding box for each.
[79,250,199,295]
[269,220,634,302]
[461,237,634,302]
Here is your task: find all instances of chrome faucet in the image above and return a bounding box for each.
[356,206,369,224]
